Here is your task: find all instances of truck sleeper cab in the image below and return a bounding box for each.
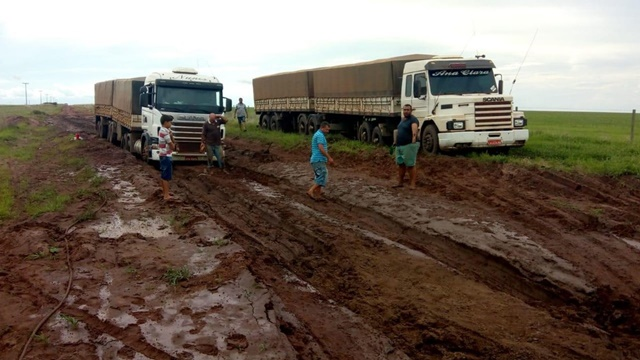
[138,68,232,163]
[401,57,528,155]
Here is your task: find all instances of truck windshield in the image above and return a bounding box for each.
[428,68,497,95]
[156,87,222,114]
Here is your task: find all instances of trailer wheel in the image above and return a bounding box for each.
[297,114,308,135]
[107,123,118,145]
[269,114,280,131]
[97,119,108,139]
[121,133,129,151]
[358,122,372,143]
[259,114,270,130]
[305,115,315,134]
[371,126,384,146]
[421,124,440,155]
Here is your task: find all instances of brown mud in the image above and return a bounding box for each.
[1,105,639,359]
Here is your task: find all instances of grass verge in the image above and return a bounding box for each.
[226,108,640,177]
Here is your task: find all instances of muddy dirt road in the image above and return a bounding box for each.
[1,105,640,359]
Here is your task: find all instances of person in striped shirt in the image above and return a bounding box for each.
[158,114,176,200]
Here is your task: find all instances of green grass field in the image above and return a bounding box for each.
[224,108,640,177]
[504,110,640,175]
[0,104,104,222]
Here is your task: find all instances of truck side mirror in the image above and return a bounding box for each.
[498,79,503,94]
[140,93,149,108]
[225,98,232,112]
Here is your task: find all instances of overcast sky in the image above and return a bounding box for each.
[1,0,639,112]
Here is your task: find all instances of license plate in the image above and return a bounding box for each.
[488,139,502,146]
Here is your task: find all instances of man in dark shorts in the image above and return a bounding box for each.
[233,98,248,132]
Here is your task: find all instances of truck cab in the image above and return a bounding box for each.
[400,56,528,154]
[138,67,232,162]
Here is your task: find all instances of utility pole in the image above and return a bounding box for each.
[22,82,29,105]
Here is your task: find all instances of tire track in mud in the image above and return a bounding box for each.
[179,173,411,359]
[429,163,640,334]
[173,164,621,359]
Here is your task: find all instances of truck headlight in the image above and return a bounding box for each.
[514,118,527,127]
[446,120,465,130]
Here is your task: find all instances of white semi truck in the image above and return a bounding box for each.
[95,67,231,163]
[253,54,528,154]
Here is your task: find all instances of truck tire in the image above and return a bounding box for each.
[107,123,118,145]
[297,114,308,135]
[307,115,318,134]
[358,122,372,143]
[121,133,129,151]
[260,114,270,130]
[269,114,280,131]
[421,124,440,155]
[371,126,383,146]
[97,119,108,139]
[141,139,151,164]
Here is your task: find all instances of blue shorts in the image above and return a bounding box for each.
[311,162,328,187]
[237,116,246,124]
[160,156,173,180]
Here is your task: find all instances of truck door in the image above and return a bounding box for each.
[411,72,428,121]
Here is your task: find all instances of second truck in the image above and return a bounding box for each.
[95,67,232,163]
[253,54,528,154]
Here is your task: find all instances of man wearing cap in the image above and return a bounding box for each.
[158,114,176,200]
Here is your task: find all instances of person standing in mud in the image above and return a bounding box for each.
[158,114,176,201]
[307,121,334,201]
[201,113,228,172]
[393,104,420,189]
[233,98,248,132]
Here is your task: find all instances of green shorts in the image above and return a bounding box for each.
[395,142,419,167]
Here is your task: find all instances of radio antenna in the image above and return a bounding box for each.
[459,22,476,56]
[510,28,538,95]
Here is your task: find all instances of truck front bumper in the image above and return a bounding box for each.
[150,150,225,162]
[438,129,529,151]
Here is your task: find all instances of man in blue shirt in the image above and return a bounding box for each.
[393,104,420,189]
[307,121,334,201]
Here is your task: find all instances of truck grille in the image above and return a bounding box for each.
[171,119,205,153]
[474,101,513,128]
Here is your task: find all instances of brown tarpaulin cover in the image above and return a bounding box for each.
[112,77,145,115]
[313,54,435,97]
[94,80,114,105]
[253,71,313,100]
[252,54,435,100]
